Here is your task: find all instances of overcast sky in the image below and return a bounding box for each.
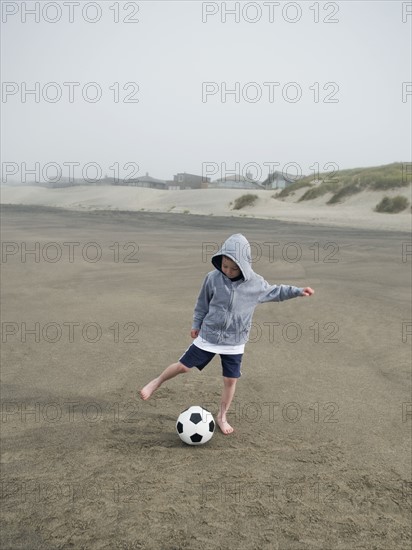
[1,0,411,183]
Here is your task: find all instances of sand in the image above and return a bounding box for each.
[1,205,411,549]
[1,183,411,232]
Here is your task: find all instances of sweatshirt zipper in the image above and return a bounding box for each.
[223,286,235,331]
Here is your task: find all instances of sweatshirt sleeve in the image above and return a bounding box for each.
[192,273,213,330]
[258,280,303,303]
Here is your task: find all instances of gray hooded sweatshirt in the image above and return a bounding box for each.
[192,233,304,346]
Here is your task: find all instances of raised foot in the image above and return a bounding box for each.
[216,415,234,435]
[139,378,160,400]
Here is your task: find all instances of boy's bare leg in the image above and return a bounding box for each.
[140,362,190,400]
[217,376,237,434]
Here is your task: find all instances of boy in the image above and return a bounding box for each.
[140,233,314,434]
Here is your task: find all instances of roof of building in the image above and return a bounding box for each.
[214,174,260,184]
[128,173,166,184]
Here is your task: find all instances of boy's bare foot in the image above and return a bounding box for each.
[139,378,160,400]
[216,414,234,435]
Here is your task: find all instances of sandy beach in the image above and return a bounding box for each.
[1,183,411,232]
[1,204,411,549]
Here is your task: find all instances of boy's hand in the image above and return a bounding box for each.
[191,329,199,338]
[301,287,314,297]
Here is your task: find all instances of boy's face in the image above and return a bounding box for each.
[221,256,241,279]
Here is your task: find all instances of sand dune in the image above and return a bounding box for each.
[1,184,411,231]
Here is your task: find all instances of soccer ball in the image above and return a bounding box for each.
[176,406,215,445]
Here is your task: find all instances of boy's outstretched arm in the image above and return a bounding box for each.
[258,282,315,303]
[301,287,315,297]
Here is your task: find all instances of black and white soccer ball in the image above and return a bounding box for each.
[176,406,215,445]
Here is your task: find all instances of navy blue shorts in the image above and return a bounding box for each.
[179,344,242,379]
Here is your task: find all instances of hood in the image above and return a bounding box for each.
[211,233,253,281]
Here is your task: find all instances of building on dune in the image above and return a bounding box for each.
[209,172,263,190]
[166,172,211,190]
[261,171,297,190]
[123,173,167,189]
